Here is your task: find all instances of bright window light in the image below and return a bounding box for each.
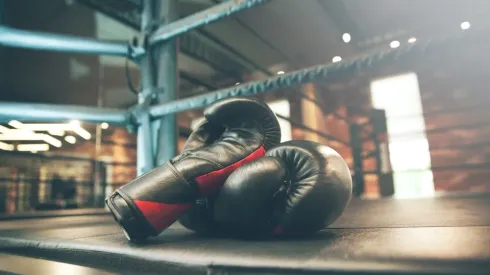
[390,40,400,48]
[460,21,470,30]
[342,33,351,43]
[332,56,342,63]
[370,73,434,199]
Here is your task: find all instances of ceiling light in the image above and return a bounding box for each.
[72,127,91,140]
[48,129,65,136]
[0,130,37,140]
[70,120,81,127]
[332,56,342,63]
[65,135,77,144]
[8,120,23,129]
[15,122,90,140]
[68,121,91,140]
[235,82,240,86]
[0,132,62,148]
[2,122,91,144]
[0,141,14,151]
[0,125,9,133]
[277,71,285,75]
[15,123,64,131]
[342,33,351,43]
[408,37,417,43]
[101,122,109,130]
[41,134,62,148]
[390,40,400,48]
[17,144,50,152]
[460,21,470,30]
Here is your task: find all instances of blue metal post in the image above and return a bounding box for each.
[136,111,154,175]
[155,0,179,165]
[136,0,158,176]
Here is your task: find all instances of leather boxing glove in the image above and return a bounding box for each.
[106,97,281,241]
[189,140,352,237]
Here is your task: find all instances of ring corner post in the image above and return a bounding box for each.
[136,0,159,176]
[154,0,179,166]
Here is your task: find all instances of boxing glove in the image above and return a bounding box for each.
[183,140,352,237]
[106,97,281,241]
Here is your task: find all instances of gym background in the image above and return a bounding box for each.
[1,0,489,214]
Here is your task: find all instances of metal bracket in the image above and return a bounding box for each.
[128,35,146,62]
[129,45,145,61]
[126,98,151,133]
[126,87,165,132]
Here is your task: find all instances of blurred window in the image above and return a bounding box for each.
[371,73,434,198]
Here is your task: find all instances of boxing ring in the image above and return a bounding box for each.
[0,0,472,176]
[1,193,490,274]
[1,0,490,274]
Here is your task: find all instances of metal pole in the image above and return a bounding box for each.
[0,102,127,125]
[0,26,144,58]
[149,0,270,45]
[155,0,179,165]
[349,123,365,197]
[94,62,104,206]
[371,109,394,197]
[136,0,157,176]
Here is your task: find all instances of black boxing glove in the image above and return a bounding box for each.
[106,97,281,241]
[188,140,352,237]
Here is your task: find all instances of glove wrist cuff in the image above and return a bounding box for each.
[106,190,157,241]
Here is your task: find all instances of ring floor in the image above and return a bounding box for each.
[0,192,489,275]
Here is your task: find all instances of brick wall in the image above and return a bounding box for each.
[337,35,490,195]
[284,36,490,196]
[417,55,490,192]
